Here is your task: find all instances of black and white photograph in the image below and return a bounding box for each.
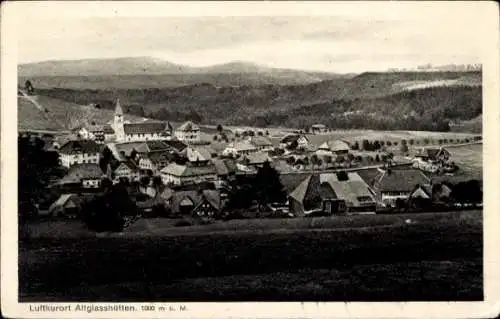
[2,1,499,318]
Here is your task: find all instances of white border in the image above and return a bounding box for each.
[2,1,500,318]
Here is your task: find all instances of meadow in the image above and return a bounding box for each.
[19,210,483,302]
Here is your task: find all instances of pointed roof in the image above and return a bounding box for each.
[115,98,123,116]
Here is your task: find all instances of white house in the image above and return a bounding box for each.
[371,168,431,207]
[222,140,258,157]
[58,140,101,168]
[316,140,351,156]
[160,163,217,186]
[279,134,310,150]
[310,124,328,134]
[113,99,172,143]
[113,161,140,182]
[174,121,200,143]
[249,136,274,152]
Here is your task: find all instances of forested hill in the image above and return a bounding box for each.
[24,70,482,133]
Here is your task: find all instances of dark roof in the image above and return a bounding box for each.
[281,134,300,144]
[160,189,221,214]
[123,122,169,135]
[58,163,104,184]
[161,163,217,177]
[59,140,101,155]
[373,168,431,192]
[279,173,311,195]
[162,139,188,152]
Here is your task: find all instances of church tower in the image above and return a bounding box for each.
[114,98,125,142]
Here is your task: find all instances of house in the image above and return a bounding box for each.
[160,162,217,186]
[87,124,106,143]
[56,163,104,189]
[310,124,328,134]
[185,146,215,165]
[279,134,309,150]
[241,152,272,168]
[409,182,453,208]
[288,174,344,217]
[249,136,274,152]
[113,161,140,182]
[113,99,172,142]
[370,168,431,207]
[103,124,115,141]
[174,121,200,143]
[160,188,222,217]
[48,194,80,218]
[316,140,350,156]
[222,140,258,157]
[321,172,377,214]
[414,147,451,163]
[58,140,101,168]
[138,152,171,175]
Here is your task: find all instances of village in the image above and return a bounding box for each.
[19,95,483,230]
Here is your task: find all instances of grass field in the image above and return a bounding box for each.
[448,144,483,177]
[19,210,483,301]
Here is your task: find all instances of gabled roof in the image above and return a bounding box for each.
[227,140,257,152]
[319,140,351,152]
[123,122,169,135]
[249,136,273,147]
[161,163,217,177]
[162,139,188,152]
[416,147,450,158]
[321,172,375,207]
[243,152,271,165]
[160,189,221,214]
[176,121,199,132]
[213,158,237,176]
[115,160,139,172]
[186,146,214,162]
[373,168,431,193]
[281,134,309,144]
[59,140,101,155]
[58,163,104,184]
[48,194,77,213]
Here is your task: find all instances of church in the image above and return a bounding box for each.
[113,99,173,143]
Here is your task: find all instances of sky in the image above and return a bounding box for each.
[14,2,492,73]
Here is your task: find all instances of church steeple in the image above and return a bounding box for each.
[114,98,125,142]
[115,98,123,116]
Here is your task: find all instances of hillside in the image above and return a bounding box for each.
[18,57,346,88]
[26,70,482,133]
[17,94,146,132]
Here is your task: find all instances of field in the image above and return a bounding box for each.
[447,144,483,178]
[19,210,483,302]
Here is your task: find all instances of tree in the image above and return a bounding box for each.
[25,80,34,95]
[303,156,310,167]
[18,136,65,222]
[254,162,286,206]
[400,142,409,154]
[265,130,270,136]
[423,138,430,145]
[373,140,381,150]
[81,184,137,232]
[311,154,320,168]
[362,140,372,151]
[257,131,264,136]
[352,141,360,150]
[324,155,333,167]
[375,154,380,162]
[216,124,223,133]
[213,135,218,141]
[248,130,255,137]
[140,176,151,187]
[285,156,296,165]
[409,139,415,146]
[336,155,345,163]
[386,141,392,147]
[152,176,164,193]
